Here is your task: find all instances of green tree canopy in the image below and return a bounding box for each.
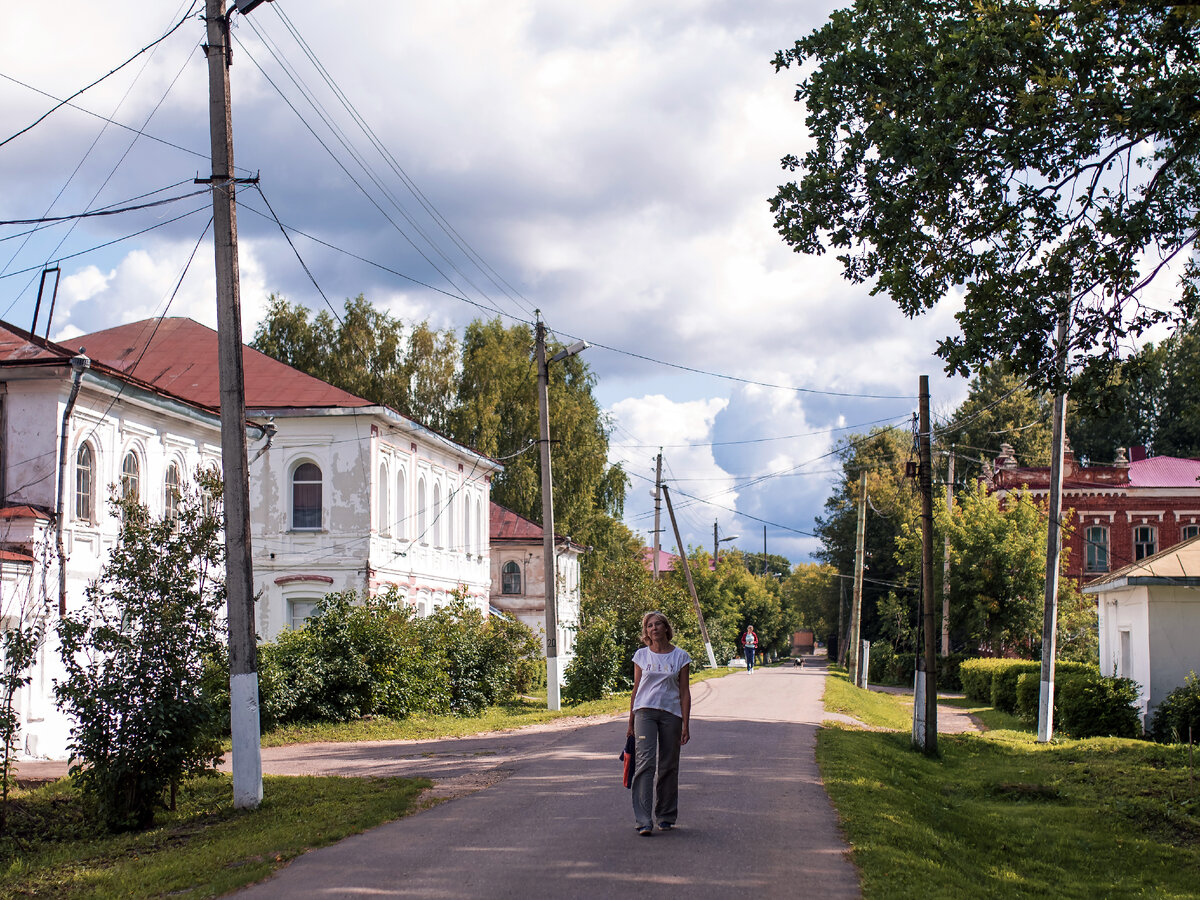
[781,562,841,646]
[771,1,1200,387]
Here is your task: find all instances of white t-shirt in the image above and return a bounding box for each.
[632,645,691,717]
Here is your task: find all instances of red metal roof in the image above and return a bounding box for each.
[0,505,52,521]
[490,502,544,542]
[76,318,372,411]
[1128,456,1200,489]
[0,327,67,365]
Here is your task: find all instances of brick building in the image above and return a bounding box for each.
[991,443,1200,583]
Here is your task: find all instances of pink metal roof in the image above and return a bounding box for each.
[76,318,371,411]
[639,547,680,572]
[1128,456,1200,488]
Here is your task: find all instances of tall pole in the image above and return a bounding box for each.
[713,520,719,566]
[1038,315,1070,742]
[652,452,663,581]
[849,472,867,687]
[535,314,561,710]
[203,0,261,810]
[763,525,767,577]
[942,446,954,656]
[918,376,938,754]
[663,485,718,668]
[837,576,847,666]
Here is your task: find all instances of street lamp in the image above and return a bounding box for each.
[714,521,738,566]
[535,312,588,711]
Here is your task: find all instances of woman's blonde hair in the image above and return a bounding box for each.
[641,611,673,644]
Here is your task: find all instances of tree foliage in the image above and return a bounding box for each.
[772,0,1200,387]
[781,562,841,646]
[55,477,226,831]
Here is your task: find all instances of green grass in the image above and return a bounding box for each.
[259,667,737,747]
[819,671,1200,898]
[0,773,428,899]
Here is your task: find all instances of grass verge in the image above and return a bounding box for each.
[0,773,428,899]
[819,670,1200,898]
[260,666,737,747]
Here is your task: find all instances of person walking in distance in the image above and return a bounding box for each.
[627,611,691,836]
[742,624,758,672]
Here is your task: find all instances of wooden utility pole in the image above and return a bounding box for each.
[652,452,663,580]
[663,485,718,668]
[848,472,867,687]
[203,0,261,809]
[942,446,954,657]
[917,376,938,754]
[1038,315,1070,742]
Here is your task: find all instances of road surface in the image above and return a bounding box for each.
[235,661,861,899]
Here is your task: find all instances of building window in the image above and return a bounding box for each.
[1084,526,1108,573]
[396,469,407,539]
[433,483,443,547]
[75,444,94,522]
[377,463,390,535]
[1183,524,1200,542]
[121,451,140,501]
[292,463,322,530]
[502,560,521,595]
[164,463,181,520]
[417,478,428,542]
[289,599,319,630]
[1133,525,1157,561]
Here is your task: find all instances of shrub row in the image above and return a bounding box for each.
[257,590,542,729]
[864,643,969,691]
[1150,672,1200,744]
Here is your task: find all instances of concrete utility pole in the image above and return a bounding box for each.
[652,452,663,581]
[942,446,954,657]
[917,376,938,754]
[203,0,262,809]
[837,576,847,666]
[662,485,719,668]
[1038,315,1070,743]
[534,314,561,711]
[848,472,867,687]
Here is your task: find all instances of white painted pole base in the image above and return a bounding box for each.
[912,668,928,751]
[704,642,717,670]
[1037,679,1055,743]
[230,672,263,809]
[546,656,561,711]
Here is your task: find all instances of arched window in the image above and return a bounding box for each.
[396,468,407,539]
[477,497,484,556]
[164,462,181,520]
[75,444,94,522]
[377,463,390,535]
[464,498,472,555]
[417,477,427,542]
[121,451,140,501]
[433,483,443,547]
[502,561,521,595]
[447,489,456,552]
[292,462,322,530]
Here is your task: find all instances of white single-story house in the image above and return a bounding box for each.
[1083,535,1200,728]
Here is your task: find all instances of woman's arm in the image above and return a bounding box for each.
[627,662,643,736]
[678,663,691,745]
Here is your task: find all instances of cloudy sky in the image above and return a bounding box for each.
[1,0,972,563]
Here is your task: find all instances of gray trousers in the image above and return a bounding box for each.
[632,707,683,829]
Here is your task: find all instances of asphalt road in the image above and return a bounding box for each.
[234,661,861,899]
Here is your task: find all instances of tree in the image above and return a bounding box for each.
[781,562,840,645]
[815,426,918,644]
[1070,315,1200,461]
[771,1,1200,388]
[251,294,459,434]
[55,475,226,831]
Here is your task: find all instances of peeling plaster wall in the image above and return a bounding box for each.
[489,539,580,672]
[248,412,495,642]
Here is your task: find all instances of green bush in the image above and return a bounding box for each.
[990,661,1041,713]
[960,658,1008,703]
[1150,671,1200,744]
[564,615,622,703]
[1056,671,1142,738]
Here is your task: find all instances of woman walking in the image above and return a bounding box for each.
[742,624,758,672]
[627,611,691,836]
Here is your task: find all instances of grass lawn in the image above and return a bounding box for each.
[0,774,428,899]
[819,667,1200,898]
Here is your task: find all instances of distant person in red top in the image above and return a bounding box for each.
[741,625,758,672]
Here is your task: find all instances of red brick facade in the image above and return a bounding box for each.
[991,444,1200,585]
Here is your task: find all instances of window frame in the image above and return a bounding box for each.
[291,461,323,531]
[501,560,522,595]
[1182,524,1200,542]
[75,443,95,523]
[120,450,141,502]
[1133,524,1157,561]
[377,461,390,536]
[164,461,182,521]
[1084,525,1109,573]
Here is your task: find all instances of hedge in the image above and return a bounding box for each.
[1014,667,1138,737]
[960,658,1010,703]
[1150,672,1200,744]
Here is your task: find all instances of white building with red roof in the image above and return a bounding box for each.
[0,319,229,758]
[77,317,501,639]
[489,502,582,667]
[991,443,1200,583]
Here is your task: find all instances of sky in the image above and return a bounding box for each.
[0,0,974,564]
